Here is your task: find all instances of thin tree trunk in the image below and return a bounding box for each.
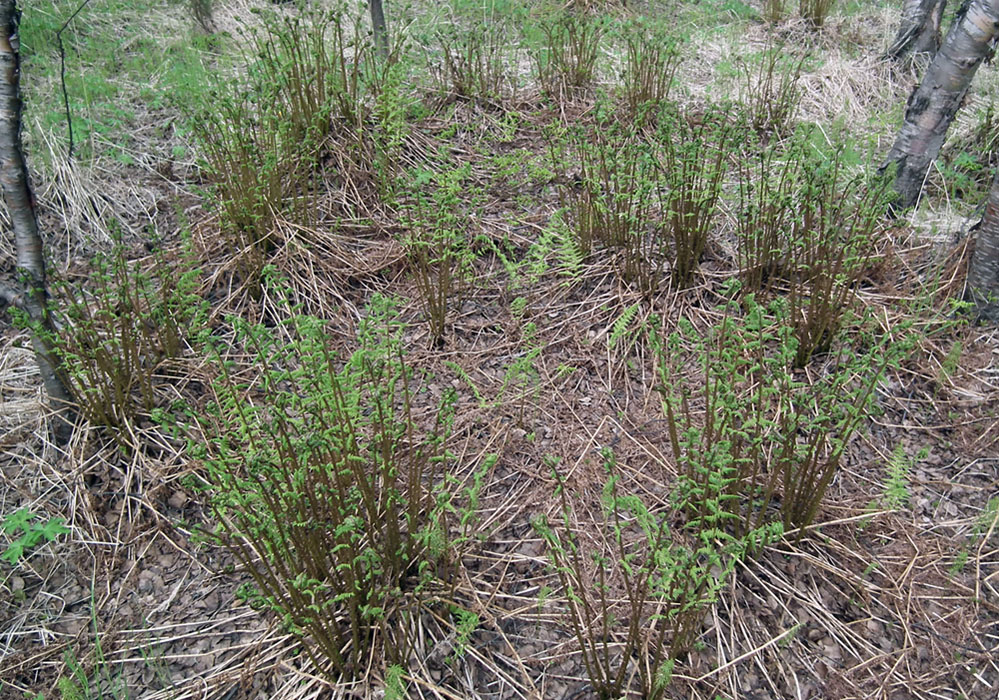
[881,0,999,212]
[0,0,75,439]
[968,169,999,319]
[887,0,948,62]
[369,0,388,61]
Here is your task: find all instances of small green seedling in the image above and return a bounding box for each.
[2,509,70,565]
[450,606,480,659]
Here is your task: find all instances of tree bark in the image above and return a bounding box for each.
[968,169,999,319]
[0,0,75,439]
[881,0,999,212]
[369,0,388,61]
[887,0,948,62]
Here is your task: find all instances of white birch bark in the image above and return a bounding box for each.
[882,0,999,211]
[0,0,75,438]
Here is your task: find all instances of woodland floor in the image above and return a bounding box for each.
[1,1,998,699]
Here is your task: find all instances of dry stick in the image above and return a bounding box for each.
[670,625,800,683]
[444,574,538,699]
[976,503,999,607]
[55,0,93,159]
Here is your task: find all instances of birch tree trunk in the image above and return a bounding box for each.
[0,0,75,439]
[968,169,999,319]
[886,0,948,62]
[369,0,388,61]
[881,0,999,212]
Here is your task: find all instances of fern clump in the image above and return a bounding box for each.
[184,284,488,681]
[39,242,206,445]
[534,449,781,700]
[652,290,912,534]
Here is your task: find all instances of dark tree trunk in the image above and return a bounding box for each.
[0,0,75,440]
[887,0,948,62]
[968,169,999,319]
[369,0,388,60]
[881,0,999,212]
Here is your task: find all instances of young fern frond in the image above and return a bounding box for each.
[608,303,640,351]
[551,209,584,281]
[883,445,911,510]
[883,445,927,510]
[526,222,557,284]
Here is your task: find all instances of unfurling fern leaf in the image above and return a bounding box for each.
[884,444,927,510]
[551,209,583,281]
[883,444,910,510]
